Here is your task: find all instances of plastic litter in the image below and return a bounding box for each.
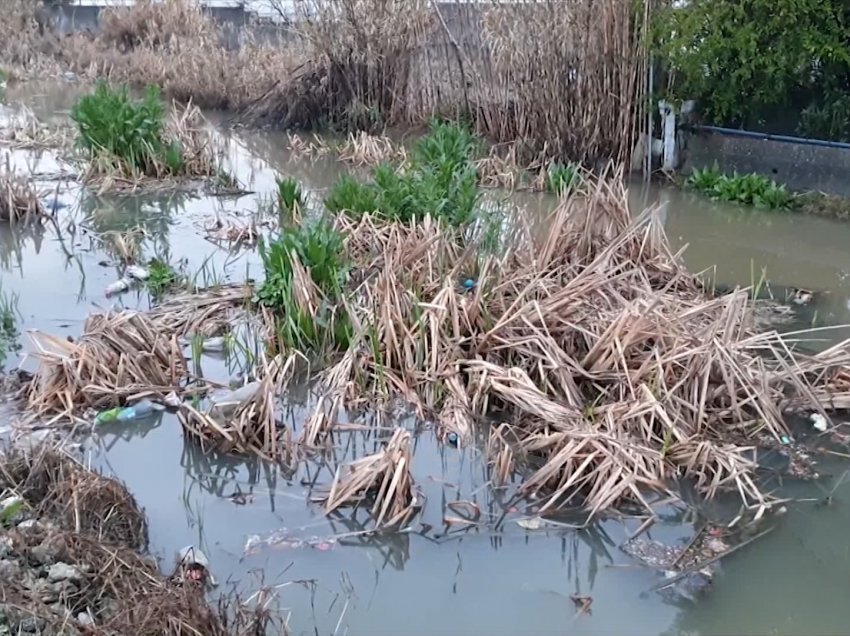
[95,399,164,424]
[780,435,792,445]
[462,278,475,290]
[201,336,227,352]
[208,381,261,417]
[176,545,216,587]
[810,413,828,432]
[447,431,459,447]
[125,265,150,281]
[104,278,132,297]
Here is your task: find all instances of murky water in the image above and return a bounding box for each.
[4,84,850,636]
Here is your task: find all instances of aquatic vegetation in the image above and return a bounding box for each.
[257,220,351,353]
[145,258,181,299]
[275,177,303,216]
[547,162,581,194]
[72,83,170,174]
[0,284,19,367]
[325,120,479,227]
[686,168,793,209]
[71,83,221,186]
[0,167,43,223]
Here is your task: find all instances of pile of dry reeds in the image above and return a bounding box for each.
[284,175,850,513]
[24,284,252,423]
[99,0,215,52]
[1,445,148,548]
[0,106,73,150]
[338,131,408,167]
[0,166,43,223]
[245,0,433,129]
[318,428,419,528]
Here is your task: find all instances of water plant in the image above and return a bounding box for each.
[145,258,180,299]
[0,285,20,367]
[685,167,793,209]
[257,219,351,352]
[325,120,479,227]
[72,83,173,175]
[547,162,581,194]
[276,177,303,217]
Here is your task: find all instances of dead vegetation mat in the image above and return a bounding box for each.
[23,284,252,424]
[0,446,276,635]
[284,176,850,515]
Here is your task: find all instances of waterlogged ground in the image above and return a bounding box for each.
[4,84,850,636]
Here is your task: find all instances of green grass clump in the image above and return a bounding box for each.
[145,259,181,299]
[325,120,480,227]
[547,162,581,194]
[71,83,184,177]
[276,177,304,215]
[686,167,793,209]
[257,219,351,353]
[0,285,19,368]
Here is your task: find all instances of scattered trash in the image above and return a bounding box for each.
[201,336,227,353]
[790,287,815,305]
[95,399,164,425]
[0,495,23,525]
[162,391,182,409]
[570,594,593,616]
[516,516,545,530]
[104,278,132,297]
[447,431,459,447]
[243,530,338,556]
[208,381,261,417]
[227,492,254,506]
[63,71,76,83]
[780,435,792,445]
[462,278,475,291]
[811,413,829,432]
[175,545,216,587]
[125,265,150,281]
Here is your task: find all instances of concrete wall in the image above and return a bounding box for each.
[682,131,850,198]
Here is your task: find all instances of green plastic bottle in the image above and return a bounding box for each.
[95,407,122,425]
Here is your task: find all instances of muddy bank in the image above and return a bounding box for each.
[0,444,277,635]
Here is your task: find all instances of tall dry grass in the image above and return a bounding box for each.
[54,0,301,111]
[246,0,433,129]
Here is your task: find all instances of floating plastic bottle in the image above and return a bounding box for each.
[95,399,162,424]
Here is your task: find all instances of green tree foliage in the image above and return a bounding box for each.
[654,0,850,131]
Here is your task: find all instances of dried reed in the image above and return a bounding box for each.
[245,0,433,129]
[23,284,251,422]
[319,428,419,528]
[295,174,850,513]
[0,106,72,150]
[338,131,408,167]
[0,165,43,223]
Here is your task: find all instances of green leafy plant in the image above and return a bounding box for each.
[653,0,850,129]
[547,162,581,194]
[0,285,20,368]
[325,120,480,228]
[798,94,850,141]
[685,167,793,209]
[276,177,304,216]
[71,83,189,177]
[145,258,180,299]
[257,219,351,353]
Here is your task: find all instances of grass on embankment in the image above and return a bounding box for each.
[685,166,850,219]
